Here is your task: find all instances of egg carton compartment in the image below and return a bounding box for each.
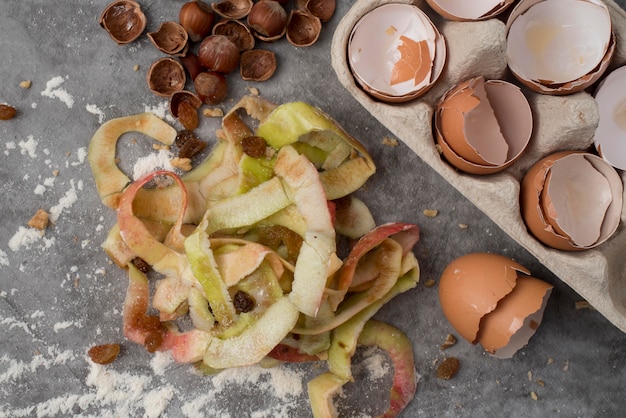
[331,0,626,333]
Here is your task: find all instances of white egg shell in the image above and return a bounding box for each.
[506,0,613,95]
[594,65,626,170]
[347,3,446,102]
[425,0,515,21]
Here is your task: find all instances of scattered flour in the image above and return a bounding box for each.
[0,249,9,266]
[86,104,106,124]
[0,346,75,385]
[49,180,79,223]
[143,101,172,122]
[132,149,177,180]
[8,227,44,252]
[18,136,38,158]
[41,76,74,109]
[52,320,82,333]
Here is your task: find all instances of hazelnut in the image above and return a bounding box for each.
[179,1,215,42]
[0,104,17,120]
[194,71,228,105]
[212,20,255,52]
[147,21,189,56]
[146,57,186,97]
[180,52,203,81]
[247,0,287,42]
[240,49,277,82]
[211,0,253,20]
[286,10,322,47]
[99,0,147,45]
[197,35,240,74]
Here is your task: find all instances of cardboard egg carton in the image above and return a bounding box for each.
[331,0,626,333]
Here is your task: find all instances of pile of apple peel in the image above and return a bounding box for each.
[88,95,420,417]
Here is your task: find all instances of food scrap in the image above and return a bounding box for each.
[436,357,460,380]
[27,209,49,230]
[88,95,420,417]
[88,343,121,365]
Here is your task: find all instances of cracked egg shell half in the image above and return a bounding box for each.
[434,76,533,175]
[439,253,553,358]
[506,0,614,95]
[594,66,626,170]
[425,0,515,21]
[521,151,623,251]
[347,3,446,103]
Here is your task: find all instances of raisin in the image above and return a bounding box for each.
[241,135,267,158]
[88,343,121,365]
[256,225,303,262]
[176,130,207,159]
[177,100,199,131]
[144,331,164,353]
[0,104,17,120]
[131,257,151,273]
[233,290,255,313]
[437,357,460,380]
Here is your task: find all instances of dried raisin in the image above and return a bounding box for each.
[88,343,121,365]
[241,135,267,158]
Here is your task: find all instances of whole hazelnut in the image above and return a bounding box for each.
[247,0,287,41]
[194,71,228,105]
[179,1,215,42]
[197,35,241,74]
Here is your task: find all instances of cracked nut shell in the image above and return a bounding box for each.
[147,57,186,97]
[148,21,189,56]
[212,19,255,51]
[99,0,147,45]
[211,0,253,20]
[295,0,336,23]
[240,49,277,81]
[286,9,322,47]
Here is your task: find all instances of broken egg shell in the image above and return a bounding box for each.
[146,57,187,98]
[506,0,614,95]
[240,49,277,81]
[286,9,322,47]
[477,275,553,359]
[425,0,515,21]
[520,151,624,251]
[212,19,255,52]
[594,65,626,170]
[211,0,253,20]
[169,90,202,118]
[347,3,446,103]
[434,77,533,174]
[439,253,530,344]
[147,21,189,56]
[99,0,147,45]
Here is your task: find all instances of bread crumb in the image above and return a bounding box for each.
[535,379,545,387]
[458,223,469,229]
[20,80,32,89]
[547,358,554,365]
[28,209,49,230]
[133,64,140,72]
[203,107,224,118]
[424,278,436,288]
[527,370,533,381]
[53,169,60,177]
[247,86,260,96]
[382,137,399,146]
[530,391,538,401]
[423,209,438,217]
[171,157,192,171]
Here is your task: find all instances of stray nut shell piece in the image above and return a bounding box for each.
[147,57,186,97]
[211,0,253,20]
[287,9,322,47]
[295,0,336,22]
[213,19,255,51]
[99,0,147,45]
[240,49,277,81]
[148,21,189,56]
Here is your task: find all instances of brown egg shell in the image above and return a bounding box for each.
[520,151,623,251]
[425,0,515,21]
[99,0,147,45]
[438,253,531,344]
[146,57,187,98]
[506,0,614,95]
[478,276,553,358]
[147,21,189,56]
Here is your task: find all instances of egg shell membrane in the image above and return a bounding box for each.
[347,3,446,103]
[506,0,614,95]
[435,77,533,174]
[425,0,515,21]
[477,276,553,359]
[520,151,623,251]
[438,253,531,344]
[593,65,626,170]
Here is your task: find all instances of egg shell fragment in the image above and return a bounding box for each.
[520,151,624,251]
[435,76,533,175]
[438,253,530,344]
[425,0,515,21]
[506,0,614,95]
[347,3,446,103]
[478,276,553,359]
[594,65,626,170]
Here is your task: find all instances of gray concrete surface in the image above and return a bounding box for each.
[1,1,625,417]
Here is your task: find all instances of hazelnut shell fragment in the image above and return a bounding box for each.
[147,57,187,97]
[147,21,189,56]
[212,19,256,51]
[211,0,253,20]
[286,10,322,47]
[99,0,147,45]
[240,49,277,81]
[296,0,336,22]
